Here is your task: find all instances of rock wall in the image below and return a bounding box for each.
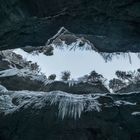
[0,0,140,51]
[0,91,140,140]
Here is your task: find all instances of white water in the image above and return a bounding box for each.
[13,42,140,81]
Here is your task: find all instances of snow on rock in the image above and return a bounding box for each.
[131,112,140,116]
[0,68,47,84]
[0,90,139,119]
[46,27,68,45]
[114,100,136,106]
[46,27,96,51]
[0,68,19,77]
[0,85,8,92]
[0,91,102,119]
[0,93,17,114]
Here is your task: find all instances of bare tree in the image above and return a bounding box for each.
[48,74,56,80]
[88,70,103,83]
[137,69,140,73]
[30,62,40,72]
[109,78,126,91]
[115,70,132,81]
[61,71,71,81]
[43,45,54,56]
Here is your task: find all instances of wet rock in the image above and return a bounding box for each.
[0,76,43,91]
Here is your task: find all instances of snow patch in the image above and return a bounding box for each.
[114,100,136,106]
[132,112,140,116]
[0,68,47,84]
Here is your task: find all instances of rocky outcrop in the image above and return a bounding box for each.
[0,76,43,91]
[42,81,109,94]
[0,1,140,139]
[0,90,140,140]
[117,81,140,93]
[0,76,109,93]
[0,50,140,140]
[0,48,110,93]
[0,0,140,52]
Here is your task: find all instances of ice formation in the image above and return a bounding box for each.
[0,28,140,120]
[0,89,139,119]
[0,90,102,119]
[131,112,140,116]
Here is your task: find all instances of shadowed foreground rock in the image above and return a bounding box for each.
[0,91,140,140]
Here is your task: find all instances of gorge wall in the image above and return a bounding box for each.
[0,0,140,51]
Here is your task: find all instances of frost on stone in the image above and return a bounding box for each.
[114,100,136,106]
[0,90,139,119]
[0,85,8,92]
[46,27,96,51]
[0,91,101,119]
[131,112,140,116]
[47,92,101,119]
[0,94,16,114]
[0,68,48,84]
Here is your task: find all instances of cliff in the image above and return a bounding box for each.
[0,0,140,52]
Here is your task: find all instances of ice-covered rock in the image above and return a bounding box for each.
[0,90,139,119]
[0,91,102,119]
[0,85,7,92]
[132,112,140,116]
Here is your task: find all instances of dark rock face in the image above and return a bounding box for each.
[0,76,109,93]
[0,1,140,140]
[42,81,109,94]
[0,0,140,52]
[0,49,109,93]
[0,76,43,91]
[0,91,140,140]
[117,81,140,93]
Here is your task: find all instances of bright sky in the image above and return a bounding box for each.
[14,46,140,81]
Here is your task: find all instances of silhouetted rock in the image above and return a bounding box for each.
[42,81,109,94]
[0,0,140,52]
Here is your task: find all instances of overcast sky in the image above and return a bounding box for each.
[14,47,140,81]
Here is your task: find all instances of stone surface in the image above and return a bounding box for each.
[0,91,140,140]
[0,1,140,140]
[42,81,109,94]
[0,0,140,52]
[117,81,140,93]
